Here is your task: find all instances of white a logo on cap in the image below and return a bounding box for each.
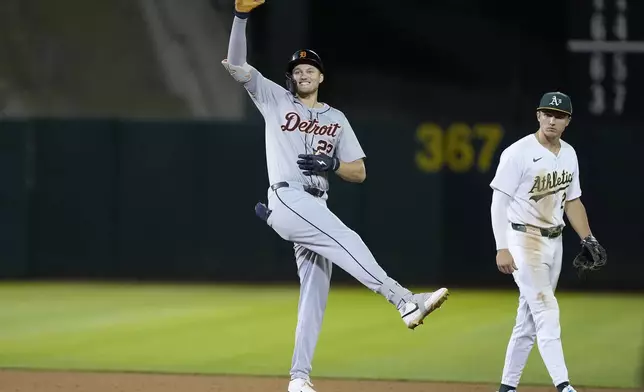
[550,96,562,106]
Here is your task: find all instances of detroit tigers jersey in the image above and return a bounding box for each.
[243,68,366,192]
[490,134,581,228]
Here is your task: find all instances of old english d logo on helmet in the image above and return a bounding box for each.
[287,49,325,74]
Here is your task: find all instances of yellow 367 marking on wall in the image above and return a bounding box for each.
[415,122,504,173]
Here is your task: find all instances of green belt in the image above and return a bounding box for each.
[511,223,563,239]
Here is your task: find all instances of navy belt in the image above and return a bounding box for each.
[271,181,325,198]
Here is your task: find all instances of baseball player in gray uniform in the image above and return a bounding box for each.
[221,1,450,391]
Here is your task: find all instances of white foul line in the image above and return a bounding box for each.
[567,40,644,53]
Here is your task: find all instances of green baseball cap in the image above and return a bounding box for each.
[537,91,572,115]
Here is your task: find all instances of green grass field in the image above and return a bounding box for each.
[0,282,642,389]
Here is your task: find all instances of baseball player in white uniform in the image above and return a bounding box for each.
[489,92,606,392]
[221,1,450,391]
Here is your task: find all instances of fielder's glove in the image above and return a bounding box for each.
[297,153,340,176]
[572,235,607,276]
[234,0,265,18]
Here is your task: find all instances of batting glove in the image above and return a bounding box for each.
[254,202,271,223]
[297,153,340,176]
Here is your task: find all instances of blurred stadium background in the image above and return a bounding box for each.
[1,0,643,391]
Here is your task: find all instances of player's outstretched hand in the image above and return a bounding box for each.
[235,0,265,17]
[297,153,340,176]
[496,249,517,274]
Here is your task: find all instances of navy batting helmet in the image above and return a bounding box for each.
[285,49,325,94]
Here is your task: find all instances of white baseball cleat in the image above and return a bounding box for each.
[400,288,450,329]
[561,386,577,392]
[288,378,316,392]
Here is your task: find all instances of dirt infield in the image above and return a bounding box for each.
[0,370,639,392]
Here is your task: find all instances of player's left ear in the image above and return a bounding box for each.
[565,116,572,126]
[319,73,324,84]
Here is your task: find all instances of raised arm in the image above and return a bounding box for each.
[227,16,248,67]
[221,0,267,97]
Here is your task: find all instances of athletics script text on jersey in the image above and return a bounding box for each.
[529,170,574,202]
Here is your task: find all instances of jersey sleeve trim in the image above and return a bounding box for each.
[489,148,523,198]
